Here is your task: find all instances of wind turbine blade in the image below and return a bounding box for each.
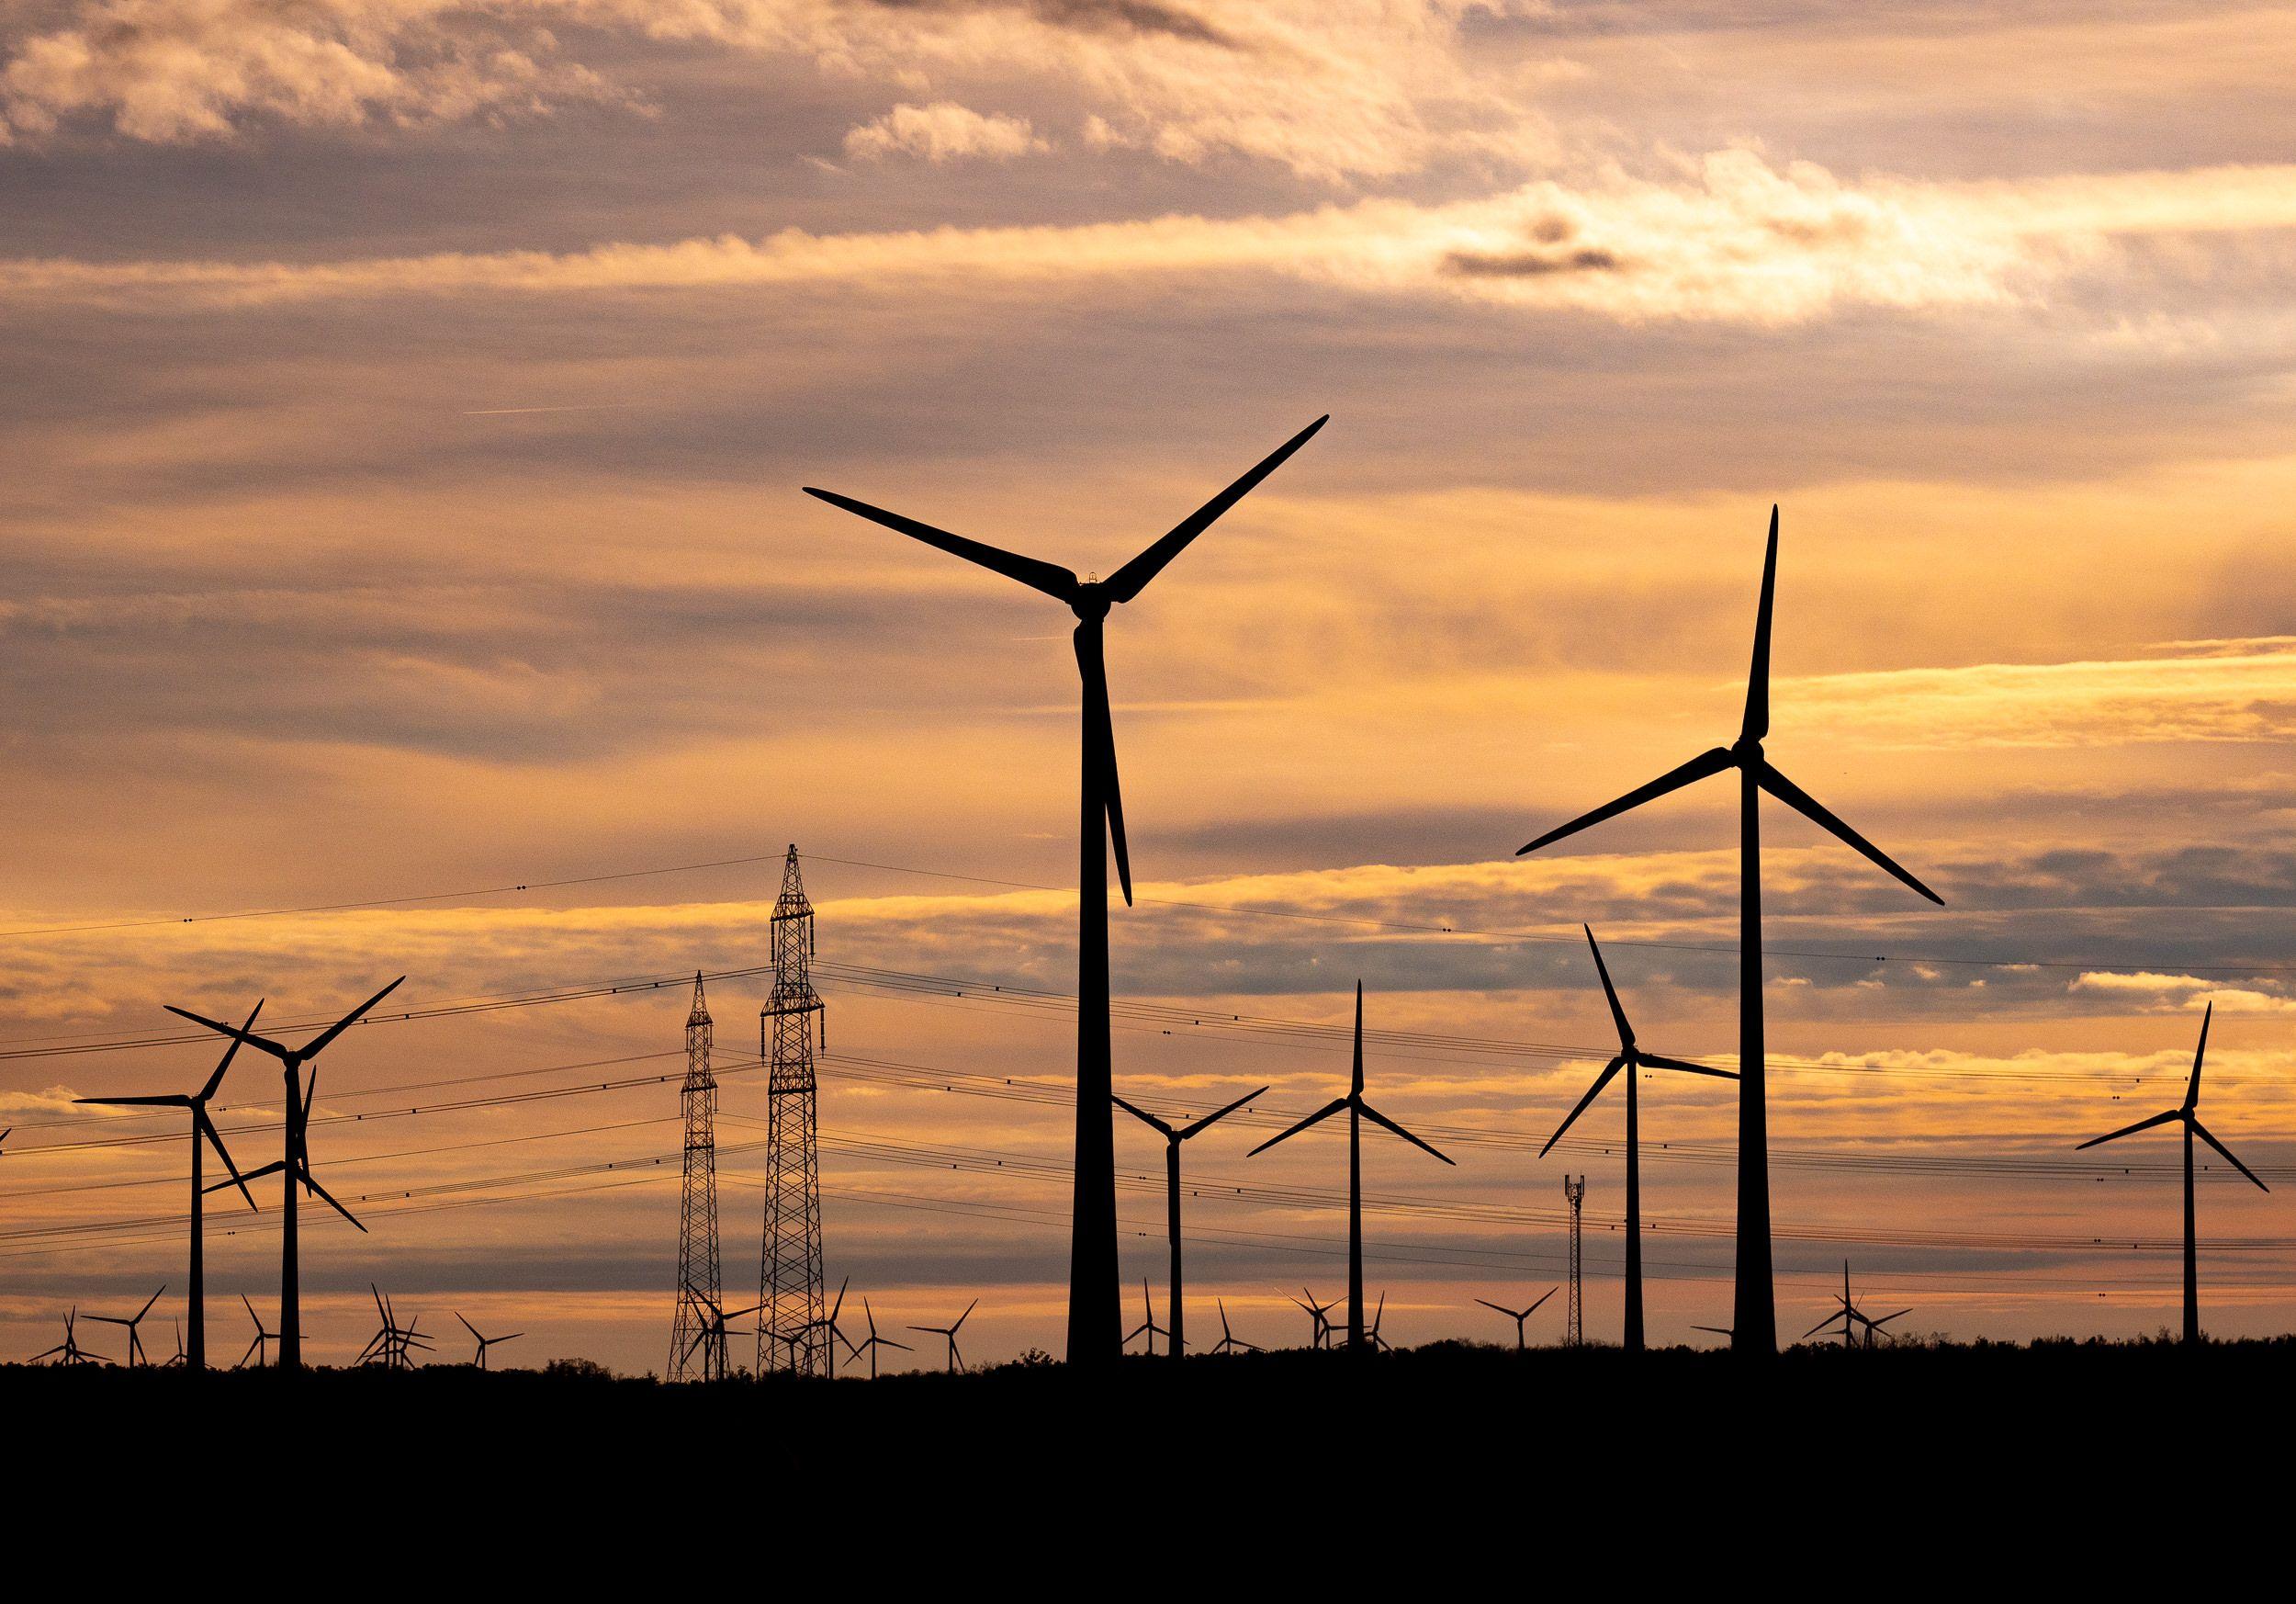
[1351,981,1365,1098]
[1870,1309,1911,1327]
[1582,926,1635,1048]
[1358,1101,1455,1165]
[2186,1001,2212,1110]
[196,1109,259,1211]
[2190,1119,2269,1192]
[1102,415,1328,604]
[302,977,404,1058]
[1755,761,1941,904]
[1802,1312,1847,1339]
[165,1004,290,1062]
[803,488,1080,603]
[883,1338,913,1352]
[302,1170,368,1233]
[2075,1109,2179,1150]
[136,1285,164,1320]
[1245,1097,1348,1157]
[1541,1056,1625,1158]
[217,1158,287,1192]
[199,1000,264,1101]
[1638,1052,1739,1080]
[1742,505,1778,743]
[1178,1085,1269,1139]
[1527,1286,1558,1313]
[1109,1093,1174,1137]
[1473,1298,1513,1316]
[1517,747,1736,857]
[457,1313,481,1341]
[1075,624,1131,906]
[75,1093,191,1108]
[952,1299,978,1331]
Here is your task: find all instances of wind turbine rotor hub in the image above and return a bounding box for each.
[1070,583,1111,621]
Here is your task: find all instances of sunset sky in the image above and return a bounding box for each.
[6,1,2296,1372]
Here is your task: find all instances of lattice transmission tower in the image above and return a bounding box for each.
[760,845,828,1374]
[1563,1173,1587,1348]
[670,972,724,1382]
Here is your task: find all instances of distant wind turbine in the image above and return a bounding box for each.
[1475,1288,1559,1350]
[1122,1278,1172,1357]
[2076,1002,2268,1343]
[1210,1299,1260,1355]
[1250,982,1453,1350]
[1113,1081,1265,1359]
[85,1285,167,1368]
[1515,510,1941,1353]
[34,1307,105,1366]
[1542,926,1738,1353]
[170,979,403,1371]
[1802,1262,1909,1350]
[236,1293,281,1369]
[909,1299,979,1374]
[849,1298,912,1379]
[456,1313,523,1370]
[1290,1288,1342,1350]
[74,1000,262,1371]
[805,416,1327,1364]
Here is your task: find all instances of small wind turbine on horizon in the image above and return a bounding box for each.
[684,1291,760,1381]
[1802,1262,1909,1350]
[85,1284,167,1368]
[1250,982,1453,1351]
[909,1299,979,1374]
[169,978,403,1371]
[1476,1288,1559,1350]
[801,1276,859,1379]
[1290,1288,1342,1350]
[235,1293,281,1369]
[1123,1278,1172,1356]
[849,1297,912,1379]
[456,1313,523,1370]
[1113,1080,1265,1359]
[805,416,1327,1366]
[33,1307,105,1366]
[1543,926,1738,1354]
[2076,1001,2268,1344]
[1210,1299,1260,1355]
[74,1000,261,1371]
[358,1284,433,1370]
[1514,509,1941,1355]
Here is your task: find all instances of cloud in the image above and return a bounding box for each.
[843,100,1046,163]
[2071,970,2296,1013]
[9,151,2296,326]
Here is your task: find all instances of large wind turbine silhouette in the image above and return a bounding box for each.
[1112,1082,1264,1360]
[805,417,1326,1364]
[1542,926,1738,1353]
[75,1000,261,1370]
[456,1313,523,1370]
[1515,510,1941,1353]
[849,1297,911,1379]
[86,1285,168,1367]
[1250,983,1453,1350]
[1475,1288,1558,1350]
[168,979,401,1371]
[2076,1002,2268,1343]
[909,1299,979,1374]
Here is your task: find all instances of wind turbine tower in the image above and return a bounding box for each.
[760,845,828,1374]
[1564,1175,1587,1347]
[670,972,722,1383]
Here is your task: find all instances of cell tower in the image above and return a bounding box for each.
[760,845,827,1374]
[1563,1173,1587,1348]
[670,972,723,1382]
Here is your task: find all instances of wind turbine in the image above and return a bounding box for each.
[1542,926,1739,1353]
[1365,1291,1392,1353]
[33,1307,106,1366]
[1210,1299,1260,1355]
[85,1284,167,1367]
[805,416,1326,1364]
[1290,1288,1341,1350]
[684,1292,760,1382]
[1112,1081,1265,1358]
[169,978,402,1371]
[1249,982,1453,1350]
[2076,1002,2268,1343]
[358,1285,433,1371]
[1515,510,1941,1354]
[1801,1262,1908,1350]
[849,1298,912,1379]
[1122,1278,1172,1357]
[74,1000,262,1370]
[455,1313,523,1370]
[909,1299,978,1374]
[166,1319,186,1368]
[235,1293,280,1369]
[801,1275,859,1379]
[1475,1288,1559,1350]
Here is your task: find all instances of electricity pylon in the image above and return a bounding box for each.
[1564,1174,1587,1347]
[760,845,828,1374]
[670,972,724,1382]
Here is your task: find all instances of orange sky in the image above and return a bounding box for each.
[4,1,2294,1371]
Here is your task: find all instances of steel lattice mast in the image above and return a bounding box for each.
[670,972,723,1382]
[1563,1174,1587,1348]
[760,845,827,1375]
